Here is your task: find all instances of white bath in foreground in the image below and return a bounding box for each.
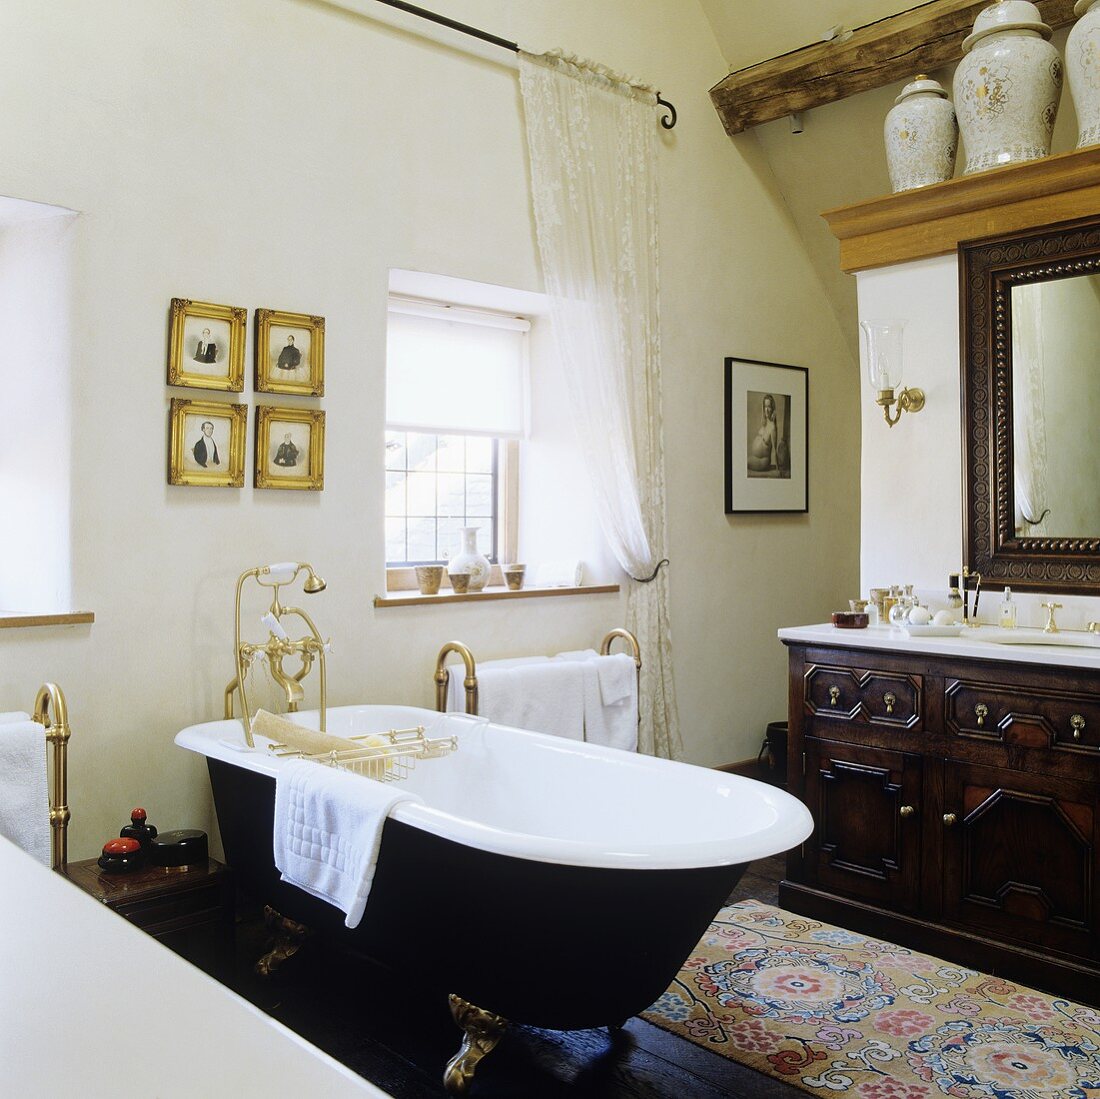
[176,705,812,871]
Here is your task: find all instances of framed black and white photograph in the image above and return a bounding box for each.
[167,298,246,391]
[724,357,808,514]
[255,308,325,396]
[254,405,325,491]
[167,397,247,487]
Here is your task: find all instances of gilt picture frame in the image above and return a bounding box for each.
[255,309,325,396]
[167,298,247,391]
[724,357,808,514]
[255,405,325,491]
[168,397,247,487]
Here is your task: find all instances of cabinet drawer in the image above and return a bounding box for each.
[805,663,923,732]
[944,678,1100,753]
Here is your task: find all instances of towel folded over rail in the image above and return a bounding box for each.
[0,712,50,865]
[444,650,638,750]
[273,759,423,929]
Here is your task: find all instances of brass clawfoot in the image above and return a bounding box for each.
[443,993,508,1095]
[254,904,310,977]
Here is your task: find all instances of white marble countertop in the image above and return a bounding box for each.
[0,836,390,1099]
[778,623,1100,671]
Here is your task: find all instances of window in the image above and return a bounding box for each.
[385,432,498,565]
[384,296,528,575]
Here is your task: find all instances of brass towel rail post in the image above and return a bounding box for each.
[31,682,71,870]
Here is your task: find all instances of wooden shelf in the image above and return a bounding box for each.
[822,145,1100,273]
[373,584,620,608]
[0,611,94,630]
[710,0,1075,136]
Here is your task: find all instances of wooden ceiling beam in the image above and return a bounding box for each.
[709,0,1076,137]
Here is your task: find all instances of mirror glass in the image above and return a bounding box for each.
[1011,273,1100,538]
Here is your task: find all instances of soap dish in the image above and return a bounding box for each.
[903,624,964,637]
[832,611,869,629]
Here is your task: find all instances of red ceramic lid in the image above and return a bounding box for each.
[130,807,147,821]
[103,837,141,855]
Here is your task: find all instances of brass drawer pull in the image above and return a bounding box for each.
[1071,713,1086,741]
[884,691,897,715]
[829,686,840,706]
[975,703,989,728]
[899,804,915,818]
[943,812,958,827]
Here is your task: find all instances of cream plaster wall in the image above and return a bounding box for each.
[857,258,1100,629]
[0,0,858,859]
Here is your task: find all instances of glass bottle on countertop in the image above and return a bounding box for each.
[999,586,1018,629]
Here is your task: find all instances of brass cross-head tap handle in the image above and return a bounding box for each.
[1041,602,1063,633]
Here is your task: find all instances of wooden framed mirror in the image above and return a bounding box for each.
[961,215,1100,594]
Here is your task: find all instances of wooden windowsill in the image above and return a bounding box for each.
[0,611,95,630]
[373,584,620,608]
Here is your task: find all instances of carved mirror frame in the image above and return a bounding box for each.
[961,215,1100,594]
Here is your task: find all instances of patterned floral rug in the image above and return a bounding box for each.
[642,900,1100,1098]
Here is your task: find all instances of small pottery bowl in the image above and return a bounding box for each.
[448,572,470,594]
[415,565,444,595]
[504,565,526,591]
[832,611,870,629]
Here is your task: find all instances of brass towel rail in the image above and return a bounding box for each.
[22,682,71,870]
[433,630,641,715]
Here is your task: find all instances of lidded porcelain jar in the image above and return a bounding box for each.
[447,525,491,592]
[1068,0,1100,148]
[953,0,1063,174]
[884,75,959,192]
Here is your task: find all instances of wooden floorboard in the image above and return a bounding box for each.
[227,857,804,1098]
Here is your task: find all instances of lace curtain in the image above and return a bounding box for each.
[1012,283,1050,535]
[518,51,682,760]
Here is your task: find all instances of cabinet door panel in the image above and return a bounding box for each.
[804,739,923,911]
[942,760,1099,959]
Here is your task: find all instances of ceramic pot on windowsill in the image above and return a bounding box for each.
[447,526,491,592]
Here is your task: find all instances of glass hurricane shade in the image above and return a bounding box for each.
[860,320,906,392]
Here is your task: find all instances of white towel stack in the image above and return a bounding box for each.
[273,759,423,929]
[445,649,638,750]
[0,711,50,865]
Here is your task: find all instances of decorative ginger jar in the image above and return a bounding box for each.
[1068,0,1100,148]
[884,75,958,192]
[953,0,1063,174]
[447,525,491,592]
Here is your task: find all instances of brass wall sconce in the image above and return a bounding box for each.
[860,320,925,428]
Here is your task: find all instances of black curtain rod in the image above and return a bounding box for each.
[370,0,678,129]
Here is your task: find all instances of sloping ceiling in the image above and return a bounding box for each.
[697,0,915,72]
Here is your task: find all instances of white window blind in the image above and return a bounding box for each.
[385,298,529,438]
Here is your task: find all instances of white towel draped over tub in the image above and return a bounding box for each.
[444,650,638,750]
[0,711,50,865]
[273,759,423,929]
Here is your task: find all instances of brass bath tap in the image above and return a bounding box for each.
[224,562,331,747]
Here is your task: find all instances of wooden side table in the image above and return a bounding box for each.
[62,857,234,980]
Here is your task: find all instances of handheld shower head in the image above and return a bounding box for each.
[303,569,326,594]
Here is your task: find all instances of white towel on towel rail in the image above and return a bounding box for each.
[0,714,50,865]
[472,661,586,740]
[554,651,638,751]
[273,759,423,929]
[444,654,551,713]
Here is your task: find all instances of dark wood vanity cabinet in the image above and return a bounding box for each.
[781,640,1100,1005]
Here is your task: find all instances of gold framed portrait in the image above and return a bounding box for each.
[255,405,325,491]
[167,298,247,391]
[255,309,325,396]
[168,398,247,487]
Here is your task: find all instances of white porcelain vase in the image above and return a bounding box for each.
[1068,0,1100,148]
[884,75,959,192]
[953,0,1063,174]
[447,526,491,592]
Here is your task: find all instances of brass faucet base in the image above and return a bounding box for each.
[443,994,508,1095]
[254,905,310,977]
